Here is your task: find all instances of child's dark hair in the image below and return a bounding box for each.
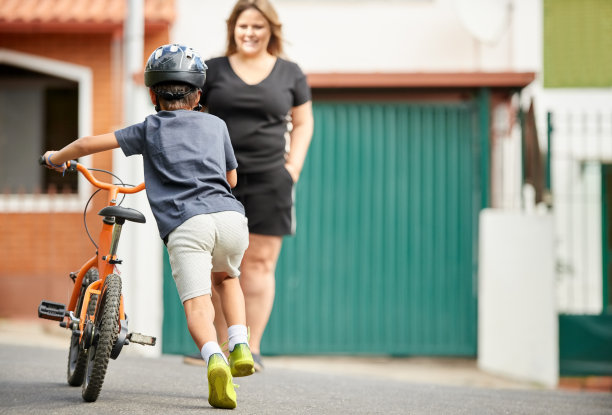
[153,82,200,111]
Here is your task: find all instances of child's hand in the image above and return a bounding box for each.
[42,151,66,173]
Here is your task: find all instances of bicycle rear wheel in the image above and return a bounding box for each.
[81,273,121,402]
[67,268,98,386]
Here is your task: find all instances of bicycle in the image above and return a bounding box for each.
[37,158,156,402]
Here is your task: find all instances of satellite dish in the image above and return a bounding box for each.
[453,0,511,45]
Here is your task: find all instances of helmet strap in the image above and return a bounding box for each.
[153,93,161,112]
[192,103,202,112]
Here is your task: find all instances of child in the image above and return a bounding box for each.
[42,43,254,410]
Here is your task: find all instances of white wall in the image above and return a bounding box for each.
[478,209,558,387]
[172,0,541,73]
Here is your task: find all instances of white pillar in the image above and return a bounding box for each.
[113,0,163,357]
[478,209,558,387]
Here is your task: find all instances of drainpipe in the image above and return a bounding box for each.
[124,0,144,126]
[478,87,491,209]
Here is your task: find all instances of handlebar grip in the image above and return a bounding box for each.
[39,156,78,172]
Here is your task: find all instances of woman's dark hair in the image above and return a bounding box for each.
[225,0,284,57]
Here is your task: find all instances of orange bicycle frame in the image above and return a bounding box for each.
[62,161,145,335]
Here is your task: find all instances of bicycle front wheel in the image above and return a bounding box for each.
[67,268,99,386]
[82,273,121,402]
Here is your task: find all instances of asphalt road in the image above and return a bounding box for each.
[1,343,611,415]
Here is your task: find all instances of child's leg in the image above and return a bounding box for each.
[208,211,253,377]
[211,272,246,328]
[211,286,229,354]
[212,272,254,377]
[210,210,250,342]
[168,214,218,349]
[211,284,249,358]
[167,214,238,408]
[183,286,237,409]
[184,295,229,368]
[183,294,217,351]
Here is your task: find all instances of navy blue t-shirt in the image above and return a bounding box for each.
[115,110,244,239]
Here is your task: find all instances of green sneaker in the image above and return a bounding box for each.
[207,354,236,409]
[229,343,255,377]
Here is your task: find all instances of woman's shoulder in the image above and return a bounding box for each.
[274,57,306,78]
[205,56,229,68]
[276,56,302,69]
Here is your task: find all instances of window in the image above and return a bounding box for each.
[0,64,78,194]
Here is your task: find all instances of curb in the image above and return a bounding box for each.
[559,376,612,393]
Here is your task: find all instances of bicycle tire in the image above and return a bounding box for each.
[67,268,99,386]
[81,273,121,402]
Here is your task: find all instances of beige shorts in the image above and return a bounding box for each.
[166,211,249,303]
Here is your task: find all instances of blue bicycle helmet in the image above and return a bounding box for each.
[144,44,207,89]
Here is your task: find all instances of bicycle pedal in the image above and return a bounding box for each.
[38,300,67,322]
[127,332,156,346]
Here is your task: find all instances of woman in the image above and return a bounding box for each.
[198,0,313,371]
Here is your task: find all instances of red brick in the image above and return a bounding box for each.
[558,377,586,391]
[584,377,612,392]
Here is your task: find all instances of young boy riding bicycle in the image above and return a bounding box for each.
[42,43,254,410]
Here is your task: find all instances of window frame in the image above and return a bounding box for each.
[0,48,93,213]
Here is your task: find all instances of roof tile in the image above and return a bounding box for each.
[0,0,174,26]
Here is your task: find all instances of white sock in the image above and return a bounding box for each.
[227,325,248,352]
[201,341,228,365]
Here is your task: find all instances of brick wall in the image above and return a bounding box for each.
[0,28,169,319]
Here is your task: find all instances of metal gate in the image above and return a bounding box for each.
[162,100,483,356]
[549,111,612,375]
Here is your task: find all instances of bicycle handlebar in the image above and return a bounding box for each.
[39,156,145,194]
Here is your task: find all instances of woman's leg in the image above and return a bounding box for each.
[239,233,283,355]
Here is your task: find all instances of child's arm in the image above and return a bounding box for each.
[227,169,237,188]
[43,133,120,172]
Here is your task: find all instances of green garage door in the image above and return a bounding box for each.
[162,100,481,356]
